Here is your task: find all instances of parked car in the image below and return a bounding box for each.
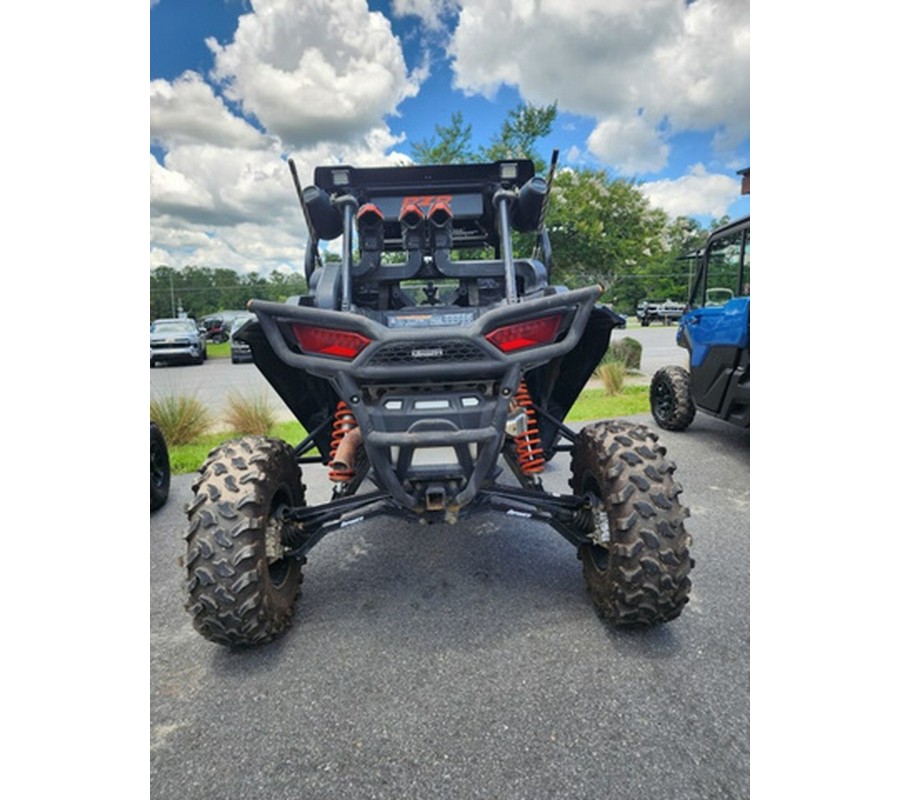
[150,422,171,511]
[150,318,207,366]
[229,313,257,363]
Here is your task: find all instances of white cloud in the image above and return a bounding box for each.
[150,72,270,150]
[587,115,670,174]
[207,0,422,148]
[150,137,323,275]
[150,154,215,220]
[150,220,306,276]
[638,164,740,218]
[392,0,460,31]
[447,0,748,173]
[650,0,750,146]
[150,0,423,274]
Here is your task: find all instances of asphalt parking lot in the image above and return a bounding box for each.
[151,409,749,799]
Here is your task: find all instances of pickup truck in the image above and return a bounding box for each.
[635,298,684,326]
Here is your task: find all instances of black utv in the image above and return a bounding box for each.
[184,158,693,646]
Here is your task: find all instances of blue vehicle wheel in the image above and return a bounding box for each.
[650,366,696,432]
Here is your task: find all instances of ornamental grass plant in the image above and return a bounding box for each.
[597,361,627,395]
[150,394,213,446]
[223,391,277,436]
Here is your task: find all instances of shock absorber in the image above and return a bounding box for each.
[513,381,545,475]
[328,401,358,482]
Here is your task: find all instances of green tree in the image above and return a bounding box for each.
[410,111,474,164]
[267,270,308,301]
[150,266,308,321]
[411,102,557,172]
[149,266,180,320]
[479,102,557,174]
[545,168,669,311]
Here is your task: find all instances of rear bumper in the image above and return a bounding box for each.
[248,287,608,512]
[249,286,601,382]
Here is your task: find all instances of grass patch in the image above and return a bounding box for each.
[566,385,650,421]
[207,342,230,359]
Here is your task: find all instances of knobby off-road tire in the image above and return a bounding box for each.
[150,422,170,512]
[650,365,696,431]
[570,420,693,625]
[184,436,306,647]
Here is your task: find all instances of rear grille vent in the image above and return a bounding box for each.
[368,339,487,366]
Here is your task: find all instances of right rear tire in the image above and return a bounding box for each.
[570,420,693,626]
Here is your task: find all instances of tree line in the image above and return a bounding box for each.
[149,267,308,322]
[151,103,729,320]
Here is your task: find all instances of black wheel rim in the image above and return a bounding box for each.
[581,485,610,573]
[584,543,609,573]
[652,379,674,421]
[267,493,294,590]
[150,443,168,489]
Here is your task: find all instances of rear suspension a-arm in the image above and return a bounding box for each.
[278,484,596,561]
[279,490,400,559]
[470,485,594,548]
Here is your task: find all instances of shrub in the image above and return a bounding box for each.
[223,391,276,436]
[597,361,626,395]
[602,336,642,370]
[150,395,213,446]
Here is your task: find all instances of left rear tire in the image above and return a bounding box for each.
[184,436,306,647]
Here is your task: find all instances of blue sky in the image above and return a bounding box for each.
[150,0,750,276]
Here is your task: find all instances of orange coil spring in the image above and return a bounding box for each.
[513,381,545,475]
[328,401,358,482]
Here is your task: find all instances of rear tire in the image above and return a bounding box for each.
[184,436,306,647]
[570,420,693,625]
[650,365,696,431]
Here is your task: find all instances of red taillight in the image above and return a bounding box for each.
[291,324,371,359]
[485,313,563,353]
